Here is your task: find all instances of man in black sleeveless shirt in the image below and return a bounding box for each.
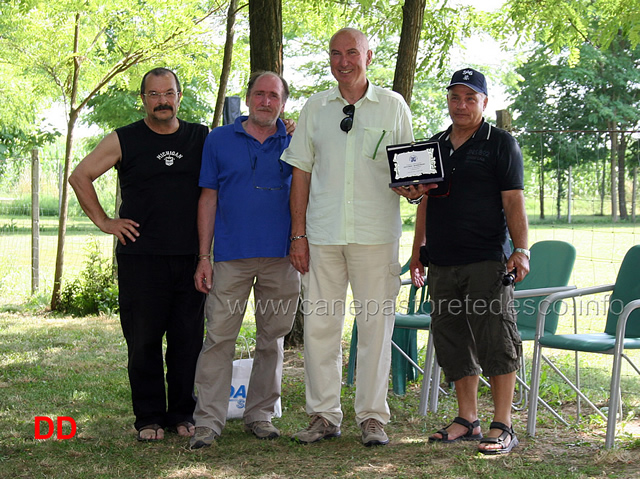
[69,68,207,441]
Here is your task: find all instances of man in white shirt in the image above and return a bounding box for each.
[282,27,422,447]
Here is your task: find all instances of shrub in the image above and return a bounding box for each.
[57,238,119,316]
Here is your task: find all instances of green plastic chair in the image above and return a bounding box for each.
[512,240,577,407]
[527,244,640,448]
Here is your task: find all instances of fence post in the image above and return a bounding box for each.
[496,110,512,132]
[633,166,637,223]
[567,165,572,224]
[31,148,40,293]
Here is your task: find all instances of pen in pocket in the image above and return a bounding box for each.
[372,130,387,158]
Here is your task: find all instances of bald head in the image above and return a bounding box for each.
[329,28,370,53]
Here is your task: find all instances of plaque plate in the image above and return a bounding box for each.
[386,140,444,188]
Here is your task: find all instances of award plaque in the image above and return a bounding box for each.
[386,140,444,188]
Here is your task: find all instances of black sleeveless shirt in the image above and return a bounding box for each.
[115,119,208,255]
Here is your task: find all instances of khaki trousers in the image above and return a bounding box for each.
[301,242,401,426]
[193,257,300,434]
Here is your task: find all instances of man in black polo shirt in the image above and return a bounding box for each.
[409,68,529,455]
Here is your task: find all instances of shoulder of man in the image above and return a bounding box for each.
[428,128,449,143]
[369,83,403,100]
[303,87,338,106]
[484,123,521,148]
[177,118,208,130]
[116,119,145,134]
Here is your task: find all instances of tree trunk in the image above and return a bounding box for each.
[51,14,82,310]
[609,124,619,222]
[249,0,282,74]
[51,111,78,310]
[284,294,304,349]
[618,133,628,219]
[392,0,426,105]
[212,0,240,129]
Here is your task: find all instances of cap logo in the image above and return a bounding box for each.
[462,70,474,81]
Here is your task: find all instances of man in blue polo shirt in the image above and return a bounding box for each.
[189,71,300,449]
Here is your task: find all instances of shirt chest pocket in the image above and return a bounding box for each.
[363,127,392,161]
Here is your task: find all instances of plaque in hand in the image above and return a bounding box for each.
[386,140,444,188]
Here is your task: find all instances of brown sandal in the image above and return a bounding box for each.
[137,423,164,442]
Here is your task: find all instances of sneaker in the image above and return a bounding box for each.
[291,415,341,444]
[189,426,218,449]
[245,421,280,440]
[360,418,389,447]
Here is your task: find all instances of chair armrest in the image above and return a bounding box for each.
[535,283,616,339]
[513,285,576,299]
[615,299,640,344]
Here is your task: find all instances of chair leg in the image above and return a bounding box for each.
[429,362,442,413]
[606,349,625,448]
[526,338,544,436]
[419,330,444,415]
[346,323,358,387]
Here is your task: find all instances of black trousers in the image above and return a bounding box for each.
[117,254,205,431]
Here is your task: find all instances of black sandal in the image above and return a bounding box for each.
[428,416,482,443]
[137,423,164,442]
[478,421,519,455]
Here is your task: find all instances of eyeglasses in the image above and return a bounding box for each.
[143,91,180,100]
[251,155,285,191]
[340,104,355,133]
[245,135,286,191]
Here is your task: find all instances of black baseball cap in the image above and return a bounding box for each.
[447,68,488,95]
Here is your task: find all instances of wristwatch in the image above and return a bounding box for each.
[514,247,530,260]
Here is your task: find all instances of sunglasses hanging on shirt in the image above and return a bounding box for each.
[340,104,355,133]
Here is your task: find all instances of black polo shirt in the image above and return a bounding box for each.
[425,119,524,266]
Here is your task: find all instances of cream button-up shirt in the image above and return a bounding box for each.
[282,83,414,245]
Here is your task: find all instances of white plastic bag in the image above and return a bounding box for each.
[227,357,253,419]
[226,338,282,419]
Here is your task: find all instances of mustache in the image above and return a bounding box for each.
[154,105,173,112]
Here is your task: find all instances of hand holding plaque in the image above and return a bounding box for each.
[386,141,444,188]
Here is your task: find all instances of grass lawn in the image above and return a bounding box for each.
[1,313,640,479]
[1,214,640,477]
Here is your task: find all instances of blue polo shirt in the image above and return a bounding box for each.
[199,116,292,262]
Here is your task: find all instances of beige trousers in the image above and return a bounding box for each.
[301,241,401,426]
[193,257,300,434]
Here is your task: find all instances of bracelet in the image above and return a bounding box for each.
[290,234,307,242]
[406,195,424,205]
[514,247,530,260]
[198,254,211,260]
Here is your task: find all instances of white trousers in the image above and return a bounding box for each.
[301,241,401,426]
